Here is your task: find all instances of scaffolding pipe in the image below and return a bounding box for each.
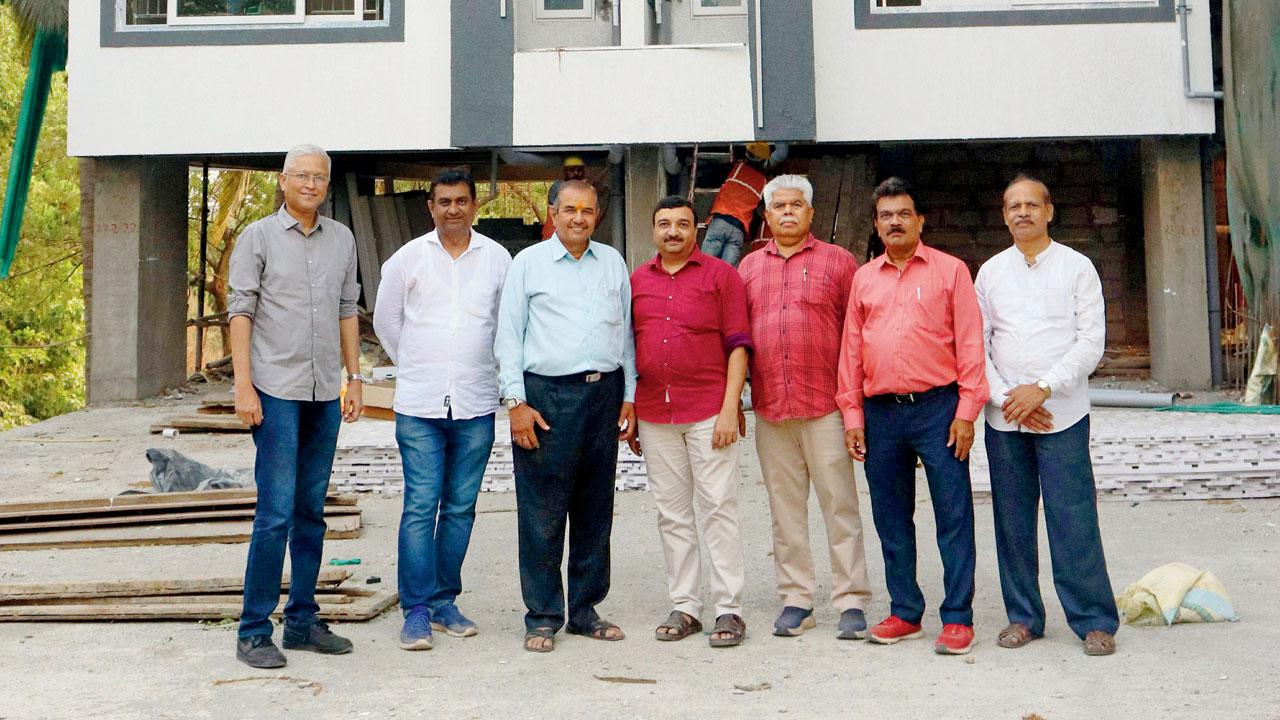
[1201,139,1224,388]
[195,160,210,374]
[1089,388,1178,408]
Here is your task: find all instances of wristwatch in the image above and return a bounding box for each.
[505,397,524,410]
[346,373,369,384]
[1036,379,1052,398]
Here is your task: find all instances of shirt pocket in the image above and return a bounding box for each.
[914,284,950,334]
[1043,287,1072,320]
[601,286,624,325]
[677,285,721,333]
[466,274,502,321]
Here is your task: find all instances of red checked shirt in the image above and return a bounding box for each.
[739,235,858,423]
[631,248,753,424]
[836,242,990,430]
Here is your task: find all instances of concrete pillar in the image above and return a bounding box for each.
[1141,137,1212,390]
[87,156,189,403]
[624,145,665,271]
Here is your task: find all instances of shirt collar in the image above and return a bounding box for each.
[875,240,932,270]
[764,233,819,257]
[425,230,480,256]
[275,204,323,235]
[644,247,705,273]
[550,234,596,261]
[1023,239,1057,267]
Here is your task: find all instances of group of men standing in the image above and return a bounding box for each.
[229,143,1119,669]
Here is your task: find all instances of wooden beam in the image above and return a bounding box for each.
[0,514,361,552]
[0,568,351,602]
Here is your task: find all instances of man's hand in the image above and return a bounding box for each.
[947,419,975,461]
[617,402,637,442]
[712,408,740,449]
[845,428,866,462]
[1001,383,1050,426]
[510,403,550,450]
[627,435,643,457]
[1021,406,1055,432]
[737,407,747,439]
[342,381,363,423]
[235,383,263,427]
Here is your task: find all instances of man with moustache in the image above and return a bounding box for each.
[228,144,363,668]
[629,196,752,647]
[495,179,637,653]
[374,169,511,651]
[975,174,1118,656]
[738,175,874,640]
[836,177,989,655]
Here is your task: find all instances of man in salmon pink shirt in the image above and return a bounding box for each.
[739,175,874,641]
[630,196,752,648]
[836,177,990,655]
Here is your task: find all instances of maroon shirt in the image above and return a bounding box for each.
[631,248,752,424]
[739,235,858,423]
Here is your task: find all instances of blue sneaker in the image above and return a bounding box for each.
[772,606,816,637]
[431,604,479,638]
[837,608,868,640]
[399,606,433,651]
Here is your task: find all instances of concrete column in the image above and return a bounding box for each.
[87,157,189,403]
[624,145,665,271]
[1141,137,1212,390]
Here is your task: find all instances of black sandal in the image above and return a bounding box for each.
[709,614,746,648]
[654,611,703,642]
[566,618,626,641]
[523,626,556,653]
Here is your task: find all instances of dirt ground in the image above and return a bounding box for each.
[0,386,1277,720]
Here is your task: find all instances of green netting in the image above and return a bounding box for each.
[1154,402,1280,415]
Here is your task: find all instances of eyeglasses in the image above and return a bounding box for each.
[283,172,330,186]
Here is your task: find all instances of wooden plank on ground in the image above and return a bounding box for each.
[0,590,398,622]
[6,592,355,606]
[0,504,360,534]
[0,514,361,552]
[150,415,249,433]
[0,490,359,523]
[346,175,380,312]
[0,568,351,602]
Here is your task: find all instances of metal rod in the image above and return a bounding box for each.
[1201,138,1224,388]
[195,160,210,374]
[754,0,764,128]
[500,0,507,18]
[1177,0,1223,99]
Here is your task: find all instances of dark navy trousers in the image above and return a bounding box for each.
[864,386,977,627]
[985,416,1119,640]
[513,370,623,633]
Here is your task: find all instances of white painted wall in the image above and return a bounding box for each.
[811,0,1216,141]
[67,0,453,156]
[511,44,755,145]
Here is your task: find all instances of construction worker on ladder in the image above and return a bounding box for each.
[702,142,781,267]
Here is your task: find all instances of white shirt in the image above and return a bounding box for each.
[373,230,512,420]
[975,240,1105,434]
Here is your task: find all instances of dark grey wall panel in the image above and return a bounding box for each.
[451,0,514,148]
[749,1,816,142]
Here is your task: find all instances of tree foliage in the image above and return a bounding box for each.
[0,10,83,429]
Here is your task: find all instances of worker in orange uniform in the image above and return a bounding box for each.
[702,142,781,267]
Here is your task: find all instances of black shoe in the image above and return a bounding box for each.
[236,635,287,668]
[282,620,354,655]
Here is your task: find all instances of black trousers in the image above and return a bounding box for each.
[514,369,623,632]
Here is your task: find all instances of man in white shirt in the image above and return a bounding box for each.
[975,174,1119,657]
[373,170,512,651]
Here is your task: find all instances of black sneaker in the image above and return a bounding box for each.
[282,620,354,655]
[236,635,287,668]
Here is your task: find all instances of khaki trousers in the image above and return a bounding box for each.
[755,411,872,612]
[638,417,746,618]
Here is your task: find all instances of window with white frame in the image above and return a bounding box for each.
[535,0,595,20]
[123,0,383,26]
[692,0,746,17]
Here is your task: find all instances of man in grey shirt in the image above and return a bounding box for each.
[228,144,364,669]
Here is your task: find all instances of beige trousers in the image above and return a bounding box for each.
[638,417,746,618]
[755,411,872,612]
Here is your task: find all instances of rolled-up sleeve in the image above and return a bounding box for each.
[719,267,752,355]
[226,226,262,320]
[339,237,360,319]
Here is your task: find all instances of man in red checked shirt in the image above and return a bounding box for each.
[629,196,752,648]
[836,177,990,656]
[739,175,874,641]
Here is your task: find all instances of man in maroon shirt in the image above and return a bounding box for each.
[630,196,752,648]
[739,175,874,640]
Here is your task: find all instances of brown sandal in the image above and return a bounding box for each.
[709,614,746,648]
[566,618,625,641]
[1083,630,1116,656]
[997,622,1038,649]
[655,611,703,642]
[523,626,556,653]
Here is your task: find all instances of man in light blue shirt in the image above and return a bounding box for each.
[495,180,637,653]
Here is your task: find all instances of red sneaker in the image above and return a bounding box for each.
[868,615,924,645]
[934,624,975,655]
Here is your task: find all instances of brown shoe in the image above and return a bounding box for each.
[997,622,1038,649]
[1083,630,1116,656]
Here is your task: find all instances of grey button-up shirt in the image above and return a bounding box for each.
[227,205,360,402]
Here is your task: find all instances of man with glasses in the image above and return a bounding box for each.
[229,144,364,668]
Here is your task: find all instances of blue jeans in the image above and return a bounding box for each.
[396,411,496,614]
[985,416,1119,640]
[239,391,341,639]
[701,216,746,267]
[863,386,977,626]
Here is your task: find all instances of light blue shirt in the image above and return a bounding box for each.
[496,236,637,403]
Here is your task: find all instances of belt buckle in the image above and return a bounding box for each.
[894,392,914,404]
[585,372,602,383]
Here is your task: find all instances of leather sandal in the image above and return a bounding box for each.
[566,618,625,641]
[523,626,556,653]
[654,611,702,642]
[1083,630,1116,656]
[709,613,746,648]
[997,622,1038,649]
